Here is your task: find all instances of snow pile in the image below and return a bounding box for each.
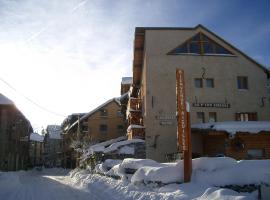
[131,162,182,185]
[192,157,237,171]
[84,136,127,155]
[30,132,44,142]
[103,139,144,154]
[194,159,270,186]
[120,158,164,171]
[191,121,270,135]
[130,157,270,187]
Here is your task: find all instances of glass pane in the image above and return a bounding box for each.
[206,78,214,88]
[189,42,200,53]
[215,44,231,54]
[201,34,210,41]
[191,34,200,41]
[197,112,205,123]
[174,44,188,54]
[203,42,214,54]
[209,112,217,122]
[194,78,203,88]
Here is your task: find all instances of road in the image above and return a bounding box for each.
[0,169,94,200]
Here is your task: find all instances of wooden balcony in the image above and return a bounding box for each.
[127,126,145,140]
[127,98,142,111]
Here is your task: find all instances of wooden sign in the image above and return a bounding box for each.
[176,69,192,183]
[193,103,230,108]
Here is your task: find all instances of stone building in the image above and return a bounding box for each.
[43,125,63,167]
[127,25,270,162]
[29,132,44,167]
[0,93,32,171]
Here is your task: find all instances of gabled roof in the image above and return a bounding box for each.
[67,98,121,132]
[133,25,270,86]
[0,93,14,105]
[81,98,120,121]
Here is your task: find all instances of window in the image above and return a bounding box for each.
[197,112,205,123]
[117,110,123,117]
[100,109,108,117]
[237,76,248,90]
[194,78,203,88]
[99,124,108,132]
[247,149,264,159]
[206,78,214,88]
[117,125,124,130]
[209,112,217,122]
[235,112,257,121]
[169,32,233,55]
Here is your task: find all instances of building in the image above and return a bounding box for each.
[29,133,44,167]
[120,77,133,120]
[127,25,270,162]
[0,93,32,171]
[61,113,86,168]
[191,121,270,160]
[43,125,63,167]
[68,98,126,144]
[62,99,126,168]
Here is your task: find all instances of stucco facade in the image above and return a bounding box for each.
[129,25,270,162]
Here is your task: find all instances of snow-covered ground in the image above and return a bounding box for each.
[0,163,263,200]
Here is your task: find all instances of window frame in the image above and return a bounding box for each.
[99,124,108,133]
[209,112,217,122]
[206,78,214,88]
[197,112,205,123]
[237,76,248,90]
[194,78,203,88]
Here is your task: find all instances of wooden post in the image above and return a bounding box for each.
[176,69,192,182]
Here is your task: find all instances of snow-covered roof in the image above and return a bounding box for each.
[47,125,62,139]
[0,93,14,105]
[121,77,132,85]
[30,133,44,142]
[191,121,270,135]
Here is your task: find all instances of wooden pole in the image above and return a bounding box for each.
[176,69,192,182]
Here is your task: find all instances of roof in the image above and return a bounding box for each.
[191,121,270,135]
[121,77,132,85]
[30,132,44,142]
[68,98,121,132]
[133,25,270,86]
[47,125,62,139]
[0,93,14,105]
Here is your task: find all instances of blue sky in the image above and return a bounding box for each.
[0,0,269,131]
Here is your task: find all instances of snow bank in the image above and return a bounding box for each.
[192,157,237,171]
[120,158,163,170]
[130,157,270,187]
[131,162,183,185]
[194,159,270,186]
[103,159,122,170]
[191,121,270,135]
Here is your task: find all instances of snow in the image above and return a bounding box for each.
[103,139,144,154]
[127,124,145,132]
[0,163,263,200]
[121,77,132,84]
[191,121,270,135]
[120,158,164,170]
[30,132,44,142]
[82,137,144,160]
[0,93,14,105]
[131,157,270,187]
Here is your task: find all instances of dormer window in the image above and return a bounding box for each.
[100,109,108,117]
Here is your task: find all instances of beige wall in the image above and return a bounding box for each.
[141,28,270,162]
[87,101,126,143]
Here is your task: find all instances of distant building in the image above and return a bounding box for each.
[0,93,32,171]
[43,125,63,167]
[29,133,44,167]
[127,25,270,162]
[63,98,126,168]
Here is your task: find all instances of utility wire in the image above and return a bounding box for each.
[0,77,66,117]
